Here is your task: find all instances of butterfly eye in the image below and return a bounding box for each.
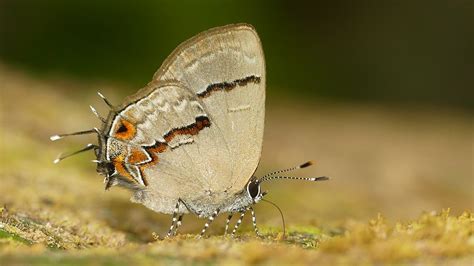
[247,180,261,199]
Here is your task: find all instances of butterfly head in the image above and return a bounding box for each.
[246,177,267,204]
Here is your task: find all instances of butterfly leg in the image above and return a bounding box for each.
[231,211,246,237]
[166,202,181,238]
[249,207,262,237]
[172,214,184,236]
[179,198,202,216]
[198,209,220,238]
[224,213,233,235]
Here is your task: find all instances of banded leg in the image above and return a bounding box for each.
[172,214,184,236]
[199,209,219,238]
[166,202,180,238]
[178,198,200,216]
[249,207,261,237]
[231,211,246,237]
[224,214,233,235]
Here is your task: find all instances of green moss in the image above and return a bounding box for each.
[4,209,471,265]
[0,228,32,246]
[318,210,474,263]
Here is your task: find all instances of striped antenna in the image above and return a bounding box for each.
[259,161,314,181]
[97,92,114,108]
[53,143,97,164]
[89,105,106,123]
[259,175,329,184]
[50,128,99,141]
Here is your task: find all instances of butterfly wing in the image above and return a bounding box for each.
[153,23,266,192]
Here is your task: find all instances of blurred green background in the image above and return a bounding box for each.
[1,0,472,108]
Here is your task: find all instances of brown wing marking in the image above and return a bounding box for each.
[196,75,261,98]
[163,116,211,142]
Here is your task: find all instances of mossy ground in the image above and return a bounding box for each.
[1,207,472,265]
[0,65,472,265]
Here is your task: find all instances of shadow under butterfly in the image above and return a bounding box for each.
[51,23,329,239]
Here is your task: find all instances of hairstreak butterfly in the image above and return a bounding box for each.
[51,23,329,238]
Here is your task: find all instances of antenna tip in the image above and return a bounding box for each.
[50,135,62,141]
[300,161,313,168]
[312,176,329,181]
[97,91,105,98]
[53,158,61,164]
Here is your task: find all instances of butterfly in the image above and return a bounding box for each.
[51,23,329,238]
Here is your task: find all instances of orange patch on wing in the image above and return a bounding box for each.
[113,155,133,181]
[128,147,149,164]
[113,118,136,140]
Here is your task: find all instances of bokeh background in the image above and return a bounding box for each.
[1,0,473,107]
[0,0,472,245]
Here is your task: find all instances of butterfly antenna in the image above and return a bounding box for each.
[53,143,97,164]
[97,92,114,109]
[261,198,286,239]
[259,161,314,180]
[50,128,100,141]
[259,175,329,184]
[89,105,106,123]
